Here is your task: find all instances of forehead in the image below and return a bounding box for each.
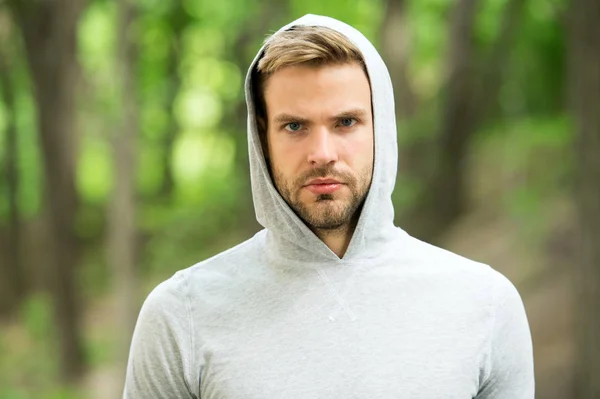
[263,63,372,119]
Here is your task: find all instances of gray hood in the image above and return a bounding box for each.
[244,14,400,264]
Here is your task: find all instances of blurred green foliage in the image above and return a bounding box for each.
[0,0,573,396]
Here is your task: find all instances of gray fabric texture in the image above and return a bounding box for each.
[123,14,535,399]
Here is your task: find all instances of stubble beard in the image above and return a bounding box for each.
[271,164,371,232]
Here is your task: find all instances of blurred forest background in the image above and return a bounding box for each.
[0,0,599,397]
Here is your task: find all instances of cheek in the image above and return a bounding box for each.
[343,130,374,169]
[268,138,303,175]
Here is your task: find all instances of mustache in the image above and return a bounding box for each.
[295,166,355,187]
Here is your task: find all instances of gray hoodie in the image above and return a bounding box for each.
[124,14,534,399]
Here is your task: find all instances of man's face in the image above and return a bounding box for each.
[263,62,374,231]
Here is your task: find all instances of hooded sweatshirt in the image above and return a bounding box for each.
[124,14,534,399]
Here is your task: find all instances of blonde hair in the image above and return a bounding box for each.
[253,26,367,128]
[257,26,365,74]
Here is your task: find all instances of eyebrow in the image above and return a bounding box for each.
[273,114,310,125]
[330,108,368,121]
[272,108,368,125]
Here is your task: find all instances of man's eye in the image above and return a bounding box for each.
[339,118,356,127]
[285,122,302,132]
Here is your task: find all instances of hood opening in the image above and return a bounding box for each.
[245,14,400,264]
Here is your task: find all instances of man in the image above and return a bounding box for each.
[124,14,534,398]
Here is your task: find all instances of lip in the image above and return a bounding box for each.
[305,178,342,185]
[304,178,344,195]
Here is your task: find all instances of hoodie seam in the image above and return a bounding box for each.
[314,265,357,321]
[327,263,363,321]
[180,273,198,398]
[479,271,499,392]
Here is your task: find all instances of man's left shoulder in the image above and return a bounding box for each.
[402,233,520,293]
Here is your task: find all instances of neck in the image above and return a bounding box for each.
[313,217,358,258]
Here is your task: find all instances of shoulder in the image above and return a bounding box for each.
[406,233,509,276]
[401,233,529,334]
[399,232,523,303]
[143,231,268,316]
[135,271,191,340]
[401,233,533,372]
[139,230,263,311]
[177,230,266,286]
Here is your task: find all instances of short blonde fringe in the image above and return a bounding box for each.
[257,26,364,75]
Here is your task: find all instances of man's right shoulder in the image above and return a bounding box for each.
[146,230,266,307]
[184,230,265,276]
[125,231,266,397]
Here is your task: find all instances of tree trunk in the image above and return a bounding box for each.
[158,0,189,199]
[403,0,526,243]
[8,0,87,383]
[403,0,479,242]
[431,0,479,229]
[570,0,600,395]
[159,55,179,198]
[108,0,139,389]
[380,0,417,120]
[380,0,435,214]
[0,17,26,317]
[433,0,527,222]
[473,0,527,124]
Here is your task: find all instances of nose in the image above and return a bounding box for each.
[307,127,338,166]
